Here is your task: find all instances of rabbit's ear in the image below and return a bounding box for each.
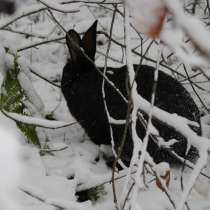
[66,30,82,62]
[81,20,97,61]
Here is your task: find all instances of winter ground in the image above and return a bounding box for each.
[0,0,210,210]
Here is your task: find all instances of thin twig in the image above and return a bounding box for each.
[29,67,61,88]
[17,36,65,52]
[2,28,47,39]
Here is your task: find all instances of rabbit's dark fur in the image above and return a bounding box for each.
[61,21,201,165]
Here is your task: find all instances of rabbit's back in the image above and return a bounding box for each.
[102,65,200,163]
[62,63,200,164]
[61,21,200,165]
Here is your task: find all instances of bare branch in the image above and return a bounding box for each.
[17,36,65,52]
[29,67,61,88]
[0,4,46,29]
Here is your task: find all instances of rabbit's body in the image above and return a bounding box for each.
[61,21,201,165]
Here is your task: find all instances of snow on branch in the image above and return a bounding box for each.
[161,0,210,67]
[117,5,175,210]
[177,148,208,210]
[125,0,210,153]
[2,110,77,129]
[130,35,209,210]
[128,0,210,67]
[124,1,210,209]
[122,5,174,210]
[164,0,210,61]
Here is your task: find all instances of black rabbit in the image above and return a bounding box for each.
[61,20,201,166]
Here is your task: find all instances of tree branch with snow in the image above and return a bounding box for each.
[1,110,77,129]
[0,0,210,209]
[126,0,210,209]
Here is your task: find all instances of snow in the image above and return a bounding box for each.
[38,0,80,13]
[153,162,170,177]
[18,71,45,115]
[0,4,47,29]
[201,115,210,138]
[164,0,210,59]
[0,118,21,210]
[0,0,209,210]
[46,199,92,210]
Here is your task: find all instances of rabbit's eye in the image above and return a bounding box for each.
[97,40,104,46]
[97,34,106,46]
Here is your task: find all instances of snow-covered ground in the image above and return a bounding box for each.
[0,0,210,210]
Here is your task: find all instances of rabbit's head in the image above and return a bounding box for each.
[62,21,98,88]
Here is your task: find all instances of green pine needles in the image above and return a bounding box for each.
[0,52,40,146]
